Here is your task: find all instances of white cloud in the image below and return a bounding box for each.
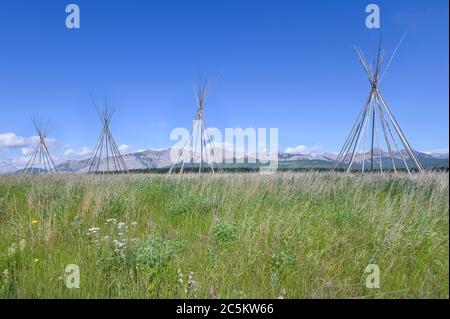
[0,132,57,164]
[118,144,131,153]
[284,145,322,155]
[64,147,92,159]
[423,149,449,155]
[21,147,36,156]
[0,133,39,149]
[9,155,34,167]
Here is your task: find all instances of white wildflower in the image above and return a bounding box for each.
[87,227,101,236]
[177,268,184,284]
[112,239,125,248]
[187,271,198,297]
[7,243,17,256]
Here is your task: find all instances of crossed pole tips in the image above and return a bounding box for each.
[87,96,129,175]
[333,34,424,175]
[22,116,58,174]
[168,78,223,175]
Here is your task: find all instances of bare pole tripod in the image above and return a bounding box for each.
[333,35,424,174]
[23,116,58,174]
[168,79,223,175]
[88,96,129,175]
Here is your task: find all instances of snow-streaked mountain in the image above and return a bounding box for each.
[54,149,174,173]
[51,148,448,173]
[280,149,449,169]
[279,152,337,161]
[1,149,447,174]
[427,152,450,159]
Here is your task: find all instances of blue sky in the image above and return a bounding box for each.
[0,0,448,165]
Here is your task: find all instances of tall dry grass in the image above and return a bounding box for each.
[0,172,448,298]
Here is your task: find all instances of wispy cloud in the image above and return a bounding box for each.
[423,149,449,155]
[1,131,94,167]
[118,144,131,153]
[0,132,38,150]
[0,132,57,156]
[63,146,92,159]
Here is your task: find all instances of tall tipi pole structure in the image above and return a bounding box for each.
[88,97,128,174]
[23,117,58,174]
[333,36,424,174]
[168,79,223,175]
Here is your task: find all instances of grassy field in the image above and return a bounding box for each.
[0,172,448,299]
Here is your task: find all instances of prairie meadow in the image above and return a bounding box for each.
[0,172,448,298]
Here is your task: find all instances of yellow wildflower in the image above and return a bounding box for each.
[31,219,38,225]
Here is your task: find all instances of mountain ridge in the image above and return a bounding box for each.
[1,148,448,174]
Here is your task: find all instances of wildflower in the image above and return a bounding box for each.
[131,221,138,226]
[112,239,125,248]
[87,227,101,236]
[34,258,39,263]
[177,268,184,284]
[7,243,17,256]
[117,222,126,229]
[277,288,286,299]
[187,271,198,297]
[32,219,39,225]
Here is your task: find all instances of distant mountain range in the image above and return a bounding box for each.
[1,148,448,174]
[278,149,450,170]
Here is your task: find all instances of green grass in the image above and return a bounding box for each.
[0,172,448,298]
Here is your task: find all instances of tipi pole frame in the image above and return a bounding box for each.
[346,98,373,173]
[88,99,128,175]
[376,90,424,172]
[337,91,372,172]
[332,90,373,171]
[334,39,423,174]
[382,111,411,174]
[168,79,223,175]
[202,117,223,173]
[22,117,58,174]
[370,97,376,171]
[375,95,397,173]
